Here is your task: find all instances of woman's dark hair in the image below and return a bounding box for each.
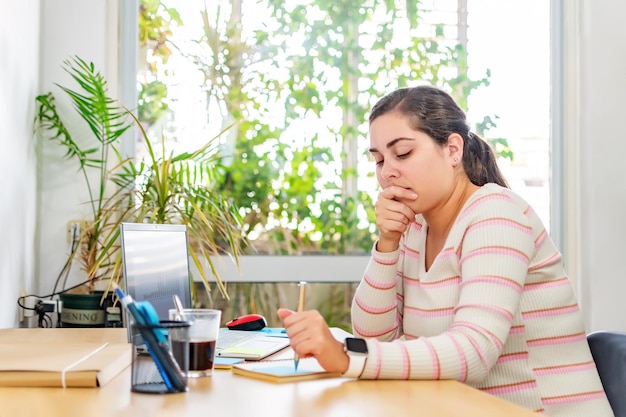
[369,85,508,188]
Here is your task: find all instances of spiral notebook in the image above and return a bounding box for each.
[231,358,341,383]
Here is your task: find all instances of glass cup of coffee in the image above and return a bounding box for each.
[169,308,221,378]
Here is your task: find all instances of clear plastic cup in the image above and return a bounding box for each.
[169,309,221,377]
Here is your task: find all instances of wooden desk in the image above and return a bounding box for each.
[0,329,538,417]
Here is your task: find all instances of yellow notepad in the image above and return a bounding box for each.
[231,358,341,383]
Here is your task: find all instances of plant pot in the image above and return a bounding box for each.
[59,292,108,328]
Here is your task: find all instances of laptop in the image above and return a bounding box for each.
[120,222,193,348]
[216,328,290,361]
[120,222,290,360]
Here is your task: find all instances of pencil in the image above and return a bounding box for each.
[294,281,307,371]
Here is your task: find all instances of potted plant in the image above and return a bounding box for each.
[34,56,245,327]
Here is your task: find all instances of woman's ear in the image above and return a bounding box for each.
[446,133,464,163]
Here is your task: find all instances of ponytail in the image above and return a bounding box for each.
[463,132,508,188]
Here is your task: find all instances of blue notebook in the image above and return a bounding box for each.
[214,357,245,369]
[231,358,340,383]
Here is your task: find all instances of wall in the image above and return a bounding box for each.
[577,0,626,331]
[37,0,119,299]
[0,0,39,327]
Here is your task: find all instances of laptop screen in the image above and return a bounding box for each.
[120,223,193,344]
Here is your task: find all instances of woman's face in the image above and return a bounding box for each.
[369,111,456,215]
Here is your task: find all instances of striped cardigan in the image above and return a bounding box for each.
[352,183,613,417]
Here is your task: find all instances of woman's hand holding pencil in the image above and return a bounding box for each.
[277,283,350,375]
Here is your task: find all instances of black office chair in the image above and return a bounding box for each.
[588,330,626,417]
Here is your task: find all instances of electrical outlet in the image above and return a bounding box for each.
[40,300,61,313]
[66,220,88,243]
[66,220,78,243]
[33,299,63,328]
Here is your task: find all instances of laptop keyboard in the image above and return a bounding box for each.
[216,329,263,351]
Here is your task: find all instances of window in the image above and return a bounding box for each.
[132,0,551,252]
[121,0,554,323]
[466,0,551,231]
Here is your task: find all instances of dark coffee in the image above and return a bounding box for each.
[172,339,216,372]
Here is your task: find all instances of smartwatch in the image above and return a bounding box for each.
[343,337,368,378]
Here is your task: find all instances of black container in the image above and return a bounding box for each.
[130,320,191,394]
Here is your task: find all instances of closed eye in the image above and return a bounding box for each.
[374,151,410,167]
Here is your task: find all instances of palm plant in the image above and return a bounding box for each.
[34,56,245,299]
[35,56,134,294]
[122,113,246,297]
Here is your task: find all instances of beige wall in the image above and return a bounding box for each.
[576,0,626,331]
[37,0,117,297]
[0,0,117,327]
[0,0,39,327]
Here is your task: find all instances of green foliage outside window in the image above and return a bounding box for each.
[138,1,511,327]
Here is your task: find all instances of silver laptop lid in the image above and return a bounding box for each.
[120,222,193,346]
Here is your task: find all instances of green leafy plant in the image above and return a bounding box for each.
[35,56,134,294]
[34,56,245,298]
[124,113,246,297]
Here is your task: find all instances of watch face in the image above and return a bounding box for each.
[346,337,368,354]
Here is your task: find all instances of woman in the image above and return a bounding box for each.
[278,85,613,416]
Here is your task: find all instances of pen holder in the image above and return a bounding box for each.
[130,320,191,394]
